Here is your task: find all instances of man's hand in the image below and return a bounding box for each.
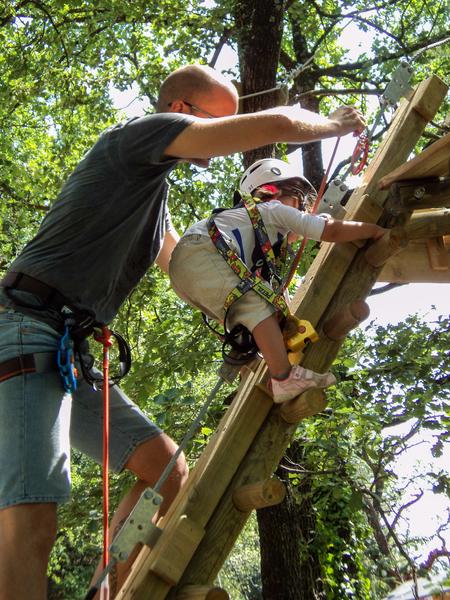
[328,106,366,136]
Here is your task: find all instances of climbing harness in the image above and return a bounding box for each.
[0,271,132,391]
[206,193,291,365]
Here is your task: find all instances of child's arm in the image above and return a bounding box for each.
[320,218,387,243]
[155,229,180,274]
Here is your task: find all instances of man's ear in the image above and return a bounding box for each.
[168,99,185,114]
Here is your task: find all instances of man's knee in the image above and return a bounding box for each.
[0,503,57,557]
[169,450,189,490]
[125,433,189,491]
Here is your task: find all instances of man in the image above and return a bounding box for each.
[0,63,365,599]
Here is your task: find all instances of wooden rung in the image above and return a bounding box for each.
[148,515,205,586]
[323,300,370,341]
[232,478,286,512]
[426,237,449,271]
[365,229,408,267]
[279,388,327,424]
[176,585,230,600]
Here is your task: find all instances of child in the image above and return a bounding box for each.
[169,158,386,403]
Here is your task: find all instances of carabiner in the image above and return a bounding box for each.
[57,324,78,393]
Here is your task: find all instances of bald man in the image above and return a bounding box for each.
[0,63,364,599]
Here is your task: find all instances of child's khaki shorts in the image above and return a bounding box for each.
[169,234,275,332]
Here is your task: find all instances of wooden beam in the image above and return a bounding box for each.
[322,300,370,340]
[232,478,286,512]
[405,209,450,239]
[379,131,450,189]
[378,240,450,282]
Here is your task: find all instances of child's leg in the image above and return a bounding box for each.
[252,314,291,379]
[252,313,336,403]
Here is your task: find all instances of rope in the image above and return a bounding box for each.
[281,136,342,291]
[154,377,224,493]
[93,326,113,600]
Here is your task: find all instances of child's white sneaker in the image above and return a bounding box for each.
[271,365,336,404]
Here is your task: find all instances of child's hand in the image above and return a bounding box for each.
[372,225,389,240]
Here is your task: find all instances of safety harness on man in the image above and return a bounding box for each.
[205,192,291,364]
[0,271,131,390]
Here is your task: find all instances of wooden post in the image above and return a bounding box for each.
[323,299,370,341]
[426,237,449,271]
[232,477,286,512]
[365,229,408,267]
[176,585,230,600]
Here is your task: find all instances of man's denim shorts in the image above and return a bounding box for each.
[0,308,162,509]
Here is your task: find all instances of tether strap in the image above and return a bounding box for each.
[0,352,57,383]
[207,196,289,317]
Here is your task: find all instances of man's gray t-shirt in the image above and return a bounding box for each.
[3,112,195,324]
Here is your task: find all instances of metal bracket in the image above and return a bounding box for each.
[316,178,348,218]
[381,60,414,108]
[110,487,163,562]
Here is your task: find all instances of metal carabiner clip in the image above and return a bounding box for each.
[57,324,78,393]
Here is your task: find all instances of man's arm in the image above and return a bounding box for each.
[164,106,365,160]
[155,229,180,274]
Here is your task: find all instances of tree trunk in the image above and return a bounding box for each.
[257,445,325,600]
[234,0,285,167]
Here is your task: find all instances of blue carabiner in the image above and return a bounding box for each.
[57,324,78,393]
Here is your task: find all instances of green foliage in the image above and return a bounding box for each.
[287,313,450,598]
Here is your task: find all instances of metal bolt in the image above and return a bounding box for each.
[152,496,162,506]
[413,186,425,199]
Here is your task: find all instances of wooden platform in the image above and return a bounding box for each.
[377,129,450,282]
[379,131,450,189]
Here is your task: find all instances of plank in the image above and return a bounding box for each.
[379,131,450,189]
[118,74,448,600]
[378,240,450,282]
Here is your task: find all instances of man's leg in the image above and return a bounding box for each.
[90,433,188,597]
[0,311,72,600]
[0,503,57,600]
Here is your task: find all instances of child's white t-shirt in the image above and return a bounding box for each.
[184,200,326,272]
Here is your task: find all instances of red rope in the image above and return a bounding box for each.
[94,326,113,599]
[282,137,341,291]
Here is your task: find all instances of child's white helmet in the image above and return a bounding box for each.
[239,158,312,195]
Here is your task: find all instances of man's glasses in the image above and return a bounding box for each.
[168,100,218,119]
